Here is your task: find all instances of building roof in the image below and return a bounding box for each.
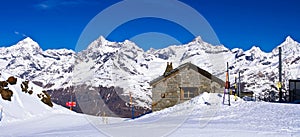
[149,62,225,86]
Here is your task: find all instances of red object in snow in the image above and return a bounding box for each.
[66,102,76,107]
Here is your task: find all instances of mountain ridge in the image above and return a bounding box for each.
[1,35,299,116]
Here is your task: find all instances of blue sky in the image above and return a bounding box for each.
[0,0,299,52]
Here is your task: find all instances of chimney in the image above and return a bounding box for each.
[163,62,173,76]
[169,62,173,70]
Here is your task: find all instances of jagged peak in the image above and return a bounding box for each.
[280,36,299,47]
[85,36,144,54]
[249,46,263,52]
[285,36,295,43]
[274,36,300,52]
[192,36,203,43]
[17,37,38,45]
[11,37,41,52]
[98,35,107,42]
[86,36,117,50]
[93,35,112,45]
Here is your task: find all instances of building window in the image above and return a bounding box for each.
[180,87,198,99]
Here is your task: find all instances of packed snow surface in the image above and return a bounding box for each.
[1,92,299,137]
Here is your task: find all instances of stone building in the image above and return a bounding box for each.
[150,62,224,111]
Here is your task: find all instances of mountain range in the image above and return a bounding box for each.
[1,35,299,117]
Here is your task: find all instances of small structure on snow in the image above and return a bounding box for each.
[150,62,224,111]
[289,79,300,103]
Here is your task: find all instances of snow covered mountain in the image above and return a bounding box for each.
[0,35,299,116]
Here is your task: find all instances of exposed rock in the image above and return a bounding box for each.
[0,81,8,87]
[37,91,53,107]
[21,81,29,93]
[0,88,13,101]
[7,76,17,85]
[28,90,33,95]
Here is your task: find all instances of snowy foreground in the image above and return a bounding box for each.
[1,92,300,137]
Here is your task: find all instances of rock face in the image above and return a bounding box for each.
[1,36,300,116]
[47,85,150,118]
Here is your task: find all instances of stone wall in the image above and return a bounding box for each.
[152,67,223,111]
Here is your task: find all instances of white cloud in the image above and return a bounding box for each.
[37,3,50,9]
[14,31,20,35]
[14,31,27,37]
[34,0,98,10]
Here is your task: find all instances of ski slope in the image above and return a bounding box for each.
[1,91,300,137]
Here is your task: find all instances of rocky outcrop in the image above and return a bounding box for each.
[37,91,53,107]
[6,76,17,85]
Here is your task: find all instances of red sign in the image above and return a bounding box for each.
[66,102,76,107]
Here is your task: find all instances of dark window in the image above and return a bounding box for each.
[181,87,198,99]
[289,80,300,102]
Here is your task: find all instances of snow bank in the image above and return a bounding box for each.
[0,72,74,124]
[1,91,300,137]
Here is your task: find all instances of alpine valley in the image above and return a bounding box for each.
[1,36,299,117]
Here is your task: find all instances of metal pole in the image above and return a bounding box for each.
[227,62,230,106]
[235,76,237,95]
[70,94,72,111]
[238,71,241,97]
[279,47,283,102]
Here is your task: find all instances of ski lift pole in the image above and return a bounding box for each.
[238,71,241,97]
[223,62,231,106]
[227,62,230,106]
[234,76,237,101]
[279,47,283,102]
